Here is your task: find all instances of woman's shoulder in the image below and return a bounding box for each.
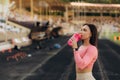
[88,45,98,58]
[89,45,97,48]
[79,44,97,50]
[88,45,98,52]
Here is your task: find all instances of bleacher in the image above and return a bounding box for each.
[0,20,31,51]
[0,42,14,51]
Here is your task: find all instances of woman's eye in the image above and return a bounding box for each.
[83,29,87,31]
[80,28,87,31]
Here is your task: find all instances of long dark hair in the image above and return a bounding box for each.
[83,24,98,47]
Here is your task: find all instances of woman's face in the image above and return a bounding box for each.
[80,25,91,40]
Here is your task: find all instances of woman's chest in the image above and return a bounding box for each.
[78,47,88,58]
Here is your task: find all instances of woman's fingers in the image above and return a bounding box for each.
[71,39,76,43]
[70,38,77,48]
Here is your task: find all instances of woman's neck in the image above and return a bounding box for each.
[83,38,91,46]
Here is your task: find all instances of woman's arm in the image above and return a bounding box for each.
[73,46,98,70]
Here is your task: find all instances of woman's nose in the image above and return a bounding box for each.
[79,31,83,34]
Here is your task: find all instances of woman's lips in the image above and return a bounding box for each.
[81,34,83,37]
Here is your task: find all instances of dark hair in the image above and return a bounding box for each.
[83,24,98,47]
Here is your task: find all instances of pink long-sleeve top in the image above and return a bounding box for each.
[74,44,98,70]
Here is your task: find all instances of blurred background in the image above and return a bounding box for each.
[0,0,120,80]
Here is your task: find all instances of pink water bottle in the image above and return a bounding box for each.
[67,33,81,46]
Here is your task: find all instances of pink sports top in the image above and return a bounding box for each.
[73,44,98,70]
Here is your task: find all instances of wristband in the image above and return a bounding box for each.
[73,48,78,51]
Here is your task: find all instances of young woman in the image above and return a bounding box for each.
[70,24,98,80]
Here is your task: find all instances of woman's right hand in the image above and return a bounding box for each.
[71,38,78,49]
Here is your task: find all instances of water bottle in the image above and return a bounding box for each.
[67,33,81,46]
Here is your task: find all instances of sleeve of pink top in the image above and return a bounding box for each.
[73,46,98,70]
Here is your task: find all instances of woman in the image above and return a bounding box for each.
[70,24,98,80]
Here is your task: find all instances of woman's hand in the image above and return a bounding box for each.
[71,38,78,49]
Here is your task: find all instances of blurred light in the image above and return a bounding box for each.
[14,39,22,43]
[9,1,15,8]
